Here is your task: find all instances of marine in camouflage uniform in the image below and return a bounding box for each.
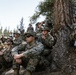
[38,26,54,55]
[13,31,22,46]
[3,39,14,63]
[11,31,23,75]
[35,22,44,37]
[12,31,44,75]
[0,34,7,44]
[27,24,34,32]
[38,26,55,67]
[0,39,14,72]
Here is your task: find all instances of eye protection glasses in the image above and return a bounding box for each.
[26,35,33,38]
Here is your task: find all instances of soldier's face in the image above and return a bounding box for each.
[42,30,48,36]
[74,29,76,33]
[0,45,3,49]
[14,34,19,38]
[26,35,34,43]
[4,42,8,48]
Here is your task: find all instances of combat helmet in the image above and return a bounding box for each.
[25,31,36,37]
[42,26,50,32]
[13,30,20,36]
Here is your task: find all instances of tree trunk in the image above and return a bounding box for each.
[54,0,72,32]
[51,0,76,75]
[52,0,75,75]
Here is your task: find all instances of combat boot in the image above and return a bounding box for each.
[13,69,19,75]
[24,70,32,75]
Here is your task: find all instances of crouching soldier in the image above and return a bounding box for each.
[12,31,44,75]
[38,26,55,67]
[3,39,14,63]
[0,38,14,73]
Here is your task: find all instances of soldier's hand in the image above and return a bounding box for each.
[0,51,3,55]
[14,54,21,59]
[16,59,22,64]
[42,35,46,39]
[14,54,23,60]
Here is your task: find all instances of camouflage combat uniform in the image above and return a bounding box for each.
[12,41,44,72]
[27,24,34,32]
[38,27,54,56]
[0,45,14,70]
[35,22,44,38]
[12,42,44,72]
[3,45,13,62]
[0,40,14,72]
[13,37,22,46]
[37,27,55,67]
[41,33,54,56]
[11,35,23,74]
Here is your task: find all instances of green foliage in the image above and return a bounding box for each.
[38,0,54,15]
[17,17,25,34]
[0,27,2,35]
[72,0,76,3]
[30,0,54,23]
[3,28,10,37]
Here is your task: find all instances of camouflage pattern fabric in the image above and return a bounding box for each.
[3,46,13,62]
[13,37,22,46]
[12,41,44,72]
[38,33,54,56]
